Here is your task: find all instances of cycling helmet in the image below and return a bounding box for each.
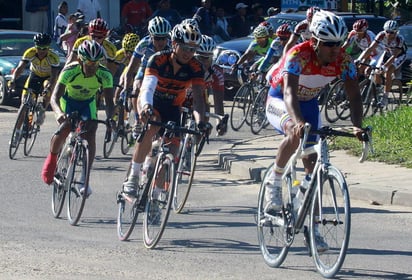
[181,18,199,28]
[88,18,109,36]
[197,35,216,55]
[253,25,269,39]
[353,19,368,32]
[33,33,51,46]
[259,21,274,35]
[122,33,140,51]
[383,20,398,32]
[78,40,104,62]
[171,23,201,45]
[276,24,292,38]
[306,6,320,22]
[310,10,347,42]
[148,16,172,36]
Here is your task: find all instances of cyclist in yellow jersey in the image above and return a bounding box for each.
[9,33,60,131]
[66,18,118,76]
[41,40,114,195]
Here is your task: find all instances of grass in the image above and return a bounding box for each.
[333,106,412,168]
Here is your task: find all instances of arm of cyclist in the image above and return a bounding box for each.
[356,40,379,63]
[191,84,207,128]
[343,77,364,140]
[283,73,306,138]
[8,60,29,90]
[50,82,67,124]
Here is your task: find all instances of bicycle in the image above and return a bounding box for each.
[257,123,373,278]
[9,87,45,159]
[249,84,270,135]
[116,118,206,248]
[52,111,108,226]
[173,106,227,213]
[103,89,136,158]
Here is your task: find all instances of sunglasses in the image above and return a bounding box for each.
[179,44,197,53]
[385,30,396,34]
[153,36,168,41]
[91,35,104,40]
[196,55,212,61]
[36,46,49,50]
[322,41,342,48]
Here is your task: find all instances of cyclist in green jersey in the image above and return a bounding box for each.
[41,40,114,195]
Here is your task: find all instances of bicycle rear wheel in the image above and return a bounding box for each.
[24,107,39,156]
[9,107,27,159]
[257,164,289,268]
[230,84,253,131]
[360,80,374,117]
[143,154,175,249]
[117,191,140,241]
[67,143,90,226]
[250,87,268,135]
[324,80,346,123]
[51,149,69,218]
[103,128,117,158]
[173,134,196,213]
[309,166,351,278]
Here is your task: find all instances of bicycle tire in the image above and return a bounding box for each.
[360,80,374,117]
[103,129,117,158]
[67,142,90,226]
[257,164,289,268]
[9,107,27,159]
[173,134,197,213]
[143,153,175,249]
[24,106,39,156]
[230,84,253,131]
[382,90,400,113]
[250,87,268,135]
[333,82,351,121]
[324,80,345,123]
[51,149,69,218]
[117,191,140,241]
[309,166,351,278]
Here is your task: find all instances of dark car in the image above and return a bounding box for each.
[398,22,412,85]
[0,29,66,105]
[214,12,389,99]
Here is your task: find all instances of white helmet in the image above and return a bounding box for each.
[383,20,398,32]
[171,23,201,45]
[148,16,171,36]
[197,35,216,55]
[310,10,347,42]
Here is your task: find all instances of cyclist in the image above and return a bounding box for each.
[355,20,407,106]
[66,18,118,76]
[123,16,172,137]
[41,40,114,195]
[264,10,364,251]
[342,19,377,60]
[232,25,273,71]
[122,22,206,196]
[258,23,292,73]
[192,34,226,135]
[283,6,320,56]
[9,33,60,144]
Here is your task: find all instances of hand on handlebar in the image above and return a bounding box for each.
[140,104,154,124]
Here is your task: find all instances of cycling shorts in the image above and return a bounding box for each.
[60,95,98,120]
[23,73,49,96]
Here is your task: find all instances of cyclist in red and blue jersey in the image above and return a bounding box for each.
[264,10,364,251]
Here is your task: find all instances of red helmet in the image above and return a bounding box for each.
[276,24,292,38]
[306,6,320,22]
[353,19,368,32]
[88,18,109,36]
[259,21,274,34]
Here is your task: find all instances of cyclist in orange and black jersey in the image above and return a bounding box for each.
[122,22,206,196]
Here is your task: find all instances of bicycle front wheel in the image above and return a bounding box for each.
[143,154,175,249]
[309,166,351,278]
[173,134,197,213]
[24,110,40,156]
[103,129,117,158]
[250,87,268,135]
[9,107,27,159]
[51,149,69,218]
[257,164,289,268]
[117,191,140,241]
[67,142,90,226]
[230,84,253,131]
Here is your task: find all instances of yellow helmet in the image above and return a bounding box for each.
[122,33,140,52]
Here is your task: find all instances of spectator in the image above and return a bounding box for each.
[266,7,280,19]
[60,12,85,57]
[25,0,49,33]
[151,0,182,28]
[121,0,153,33]
[214,7,231,42]
[53,1,69,46]
[77,0,102,23]
[229,2,252,38]
[193,0,215,36]
[248,3,265,29]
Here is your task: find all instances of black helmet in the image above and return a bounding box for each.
[33,33,52,46]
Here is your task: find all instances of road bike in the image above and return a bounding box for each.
[116,119,207,248]
[51,111,108,226]
[103,89,136,158]
[173,106,227,213]
[9,88,45,159]
[257,123,373,278]
[249,84,270,135]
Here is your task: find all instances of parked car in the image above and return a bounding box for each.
[0,29,66,105]
[214,12,389,99]
[398,22,412,85]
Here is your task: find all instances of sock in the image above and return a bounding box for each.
[130,161,142,177]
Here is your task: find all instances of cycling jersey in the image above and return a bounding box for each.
[21,47,60,78]
[269,41,356,101]
[374,31,407,57]
[258,37,285,72]
[293,19,311,41]
[245,37,274,57]
[114,48,130,66]
[58,62,113,101]
[72,35,117,63]
[132,35,171,80]
[145,49,205,107]
[345,30,377,57]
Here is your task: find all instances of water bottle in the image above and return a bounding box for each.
[28,112,33,126]
[293,175,311,212]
